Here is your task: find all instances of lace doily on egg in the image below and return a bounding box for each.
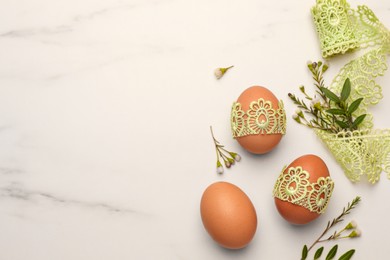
[230,98,286,138]
[273,166,334,214]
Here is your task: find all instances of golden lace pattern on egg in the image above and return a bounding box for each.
[273,166,334,214]
[230,99,286,138]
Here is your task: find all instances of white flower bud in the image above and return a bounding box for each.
[214,66,233,79]
[214,68,223,79]
[348,229,362,238]
[345,220,357,229]
[225,161,231,168]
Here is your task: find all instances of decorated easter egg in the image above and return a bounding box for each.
[200,182,257,249]
[273,154,334,225]
[230,86,286,154]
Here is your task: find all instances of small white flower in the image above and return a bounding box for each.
[214,68,224,79]
[214,66,233,79]
[355,229,362,237]
[225,161,231,168]
[346,220,357,229]
[217,166,224,174]
[234,154,241,162]
[310,96,321,108]
[351,220,357,228]
[348,229,362,238]
[292,113,299,119]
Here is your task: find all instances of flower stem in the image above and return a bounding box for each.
[210,126,220,162]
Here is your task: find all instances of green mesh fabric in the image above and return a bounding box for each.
[311,0,390,183]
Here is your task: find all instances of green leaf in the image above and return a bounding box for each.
[301,245,308,260]
[351,114,366,129]
[314,247,324,259]
[326,245,338,260]
[338,249,355,260]
[336,120,349,129]
[340,78,351,101]
[326,109,345,115]
[321,87,340,103]
[347,98,363,115]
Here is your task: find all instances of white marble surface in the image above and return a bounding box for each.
[0,0,390,259]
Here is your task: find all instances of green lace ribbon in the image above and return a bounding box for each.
[316,129,390,183]
[312,0,390,59]
[230,98,286,138]
[273,166,334,214]
[311,0,390,183]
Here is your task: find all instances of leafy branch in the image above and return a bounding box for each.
[289,61,367,134]
[302,245,355,260]
[301,196,361,260]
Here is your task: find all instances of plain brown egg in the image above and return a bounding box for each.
[274,154,331,225]
[235,86,283,154]
[200,182,257,249]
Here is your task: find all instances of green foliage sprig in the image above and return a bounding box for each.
[301,196,361,260]
[289,61,366,134]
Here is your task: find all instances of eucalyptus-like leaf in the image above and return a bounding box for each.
[326,109,345,115]
[338,249,355,260]
[321,87,340,103]
[301,245,308,260]
[347,98,363,115]
[314,247,324,259]
[351,114,366,129]
[340,78,351,101]
[326,245,338,260]
[336,120,349,129]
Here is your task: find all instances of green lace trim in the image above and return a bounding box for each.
[316,129,390,184]
[230,98,286,138]
[329,47,388,129]
[312,0,390,58]
[273,166,334,214]
[311,0,390,183]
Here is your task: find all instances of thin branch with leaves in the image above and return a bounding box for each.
[289,61,366,134]
[301,196,362,260]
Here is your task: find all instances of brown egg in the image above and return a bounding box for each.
[200,182,257,249]
[232,86,285,154]
[273,154,334,225]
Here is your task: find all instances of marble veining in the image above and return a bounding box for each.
[0,0,389,259]
[1,183,143,215]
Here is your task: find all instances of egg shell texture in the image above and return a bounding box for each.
[200,182,257,249]
[236,86,283,154]
[274,154,331,225]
